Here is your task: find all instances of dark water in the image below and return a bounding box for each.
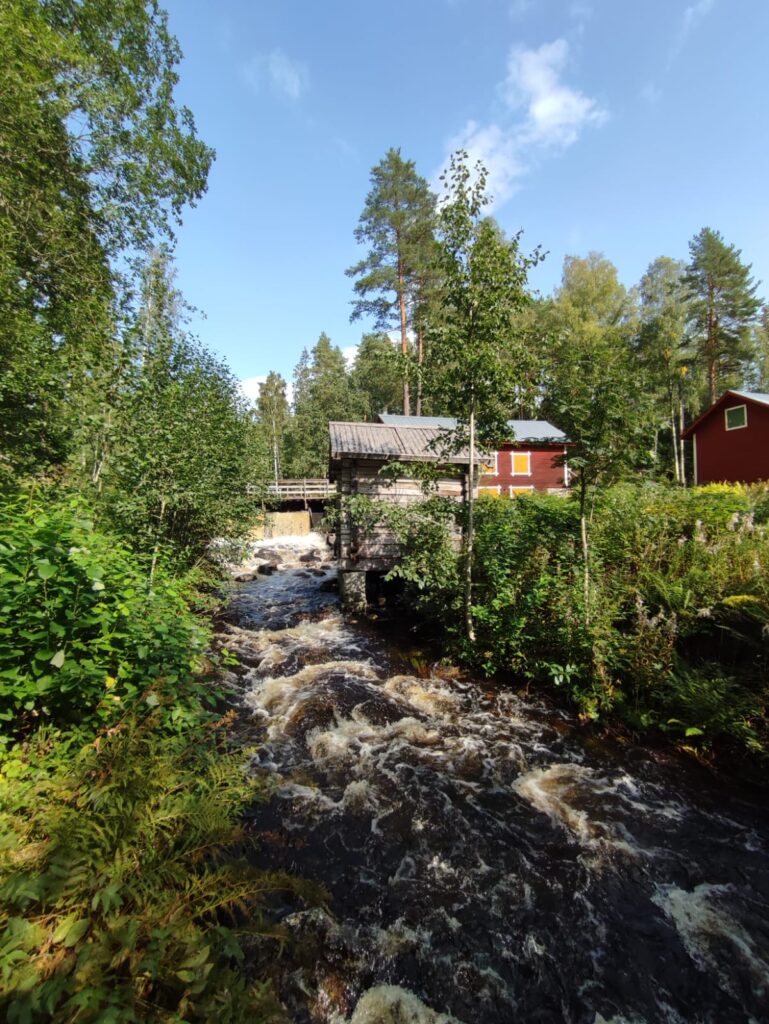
[221,545,769,1024]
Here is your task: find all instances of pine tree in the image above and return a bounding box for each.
[684,228,761,404]
[346,149,436,415]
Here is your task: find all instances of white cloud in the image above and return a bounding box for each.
[504,39,607,147]
[341,345,358,368]
[442,121,526,207]
[670,0,716,60]
[436,39,606,210]
[242,48,309,100]
[240,376,266,404]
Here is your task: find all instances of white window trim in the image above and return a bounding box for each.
[511,450,532,477]
[563,447,570,487]
[724,404,748,431]
[509,485,534,496]
[481,450,499,476]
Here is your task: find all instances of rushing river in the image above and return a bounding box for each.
[220,539,769,1024]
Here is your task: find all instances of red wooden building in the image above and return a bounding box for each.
[378,415,570,494]
[681,390,769,485]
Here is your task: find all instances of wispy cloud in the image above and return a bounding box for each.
[242,48,309,100]
[437,39,606,208]
[670,0,716,60]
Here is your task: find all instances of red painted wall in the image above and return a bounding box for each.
[479,444,568,494]
[693,401,769,484]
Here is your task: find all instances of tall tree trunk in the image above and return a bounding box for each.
[416,325,424,417]
[579,478,590,626]
[707,279,717,404]
[679,402,687,486]
[464,397,476,642]
[398,254,410,415]
[271,410,280,483]
[670,388,681,484]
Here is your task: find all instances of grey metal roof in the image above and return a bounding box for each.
[729,391,769,407]
[379,413,567,443]
[329,421,472,463]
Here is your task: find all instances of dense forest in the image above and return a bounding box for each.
[1,2,768,1021]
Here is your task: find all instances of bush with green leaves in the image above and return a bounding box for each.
[358,484,769,761]
[0,708,320,1023]
[0,495,213,747]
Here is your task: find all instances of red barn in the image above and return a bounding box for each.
[378,415,570,494]
[681,390,769,485]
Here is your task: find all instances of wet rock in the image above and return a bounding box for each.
[234,571,257,583]
[299,550,322,563]
[310,567,327,577]
[257,561,278,576]
[319,577,339,593]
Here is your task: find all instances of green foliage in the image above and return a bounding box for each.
[286,334,364,477]
[371,486,769,760]
[0,713,318,1023]
[349,333,403,419]
[99,251,257,571]
[0,0,213,478]
[0,496,211,743]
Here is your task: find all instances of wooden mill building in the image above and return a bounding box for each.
[379,414,570,494]
[328,420,473,610]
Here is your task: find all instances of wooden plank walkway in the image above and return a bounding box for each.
[247,479,335,500]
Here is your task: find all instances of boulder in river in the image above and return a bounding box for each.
[257,562,278,576]
[234,572,257,583]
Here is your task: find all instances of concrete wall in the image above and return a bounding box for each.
[249,510,312,539]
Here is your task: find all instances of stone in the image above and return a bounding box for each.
[257,562,278,576]
[234,572,256,583]
[340,570,367,614]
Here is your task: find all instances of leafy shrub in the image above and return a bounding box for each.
[0,708,320,1022]
[365,485,769,760]
[0,496,212,745]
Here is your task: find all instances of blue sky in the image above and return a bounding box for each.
[163,0,769,400]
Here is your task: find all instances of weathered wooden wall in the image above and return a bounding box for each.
[336,458,465,572]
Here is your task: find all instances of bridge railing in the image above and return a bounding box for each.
[247,479,335,500]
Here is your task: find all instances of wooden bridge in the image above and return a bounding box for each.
[247,479,335,501]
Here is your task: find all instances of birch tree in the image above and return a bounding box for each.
[425,152,540,640]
